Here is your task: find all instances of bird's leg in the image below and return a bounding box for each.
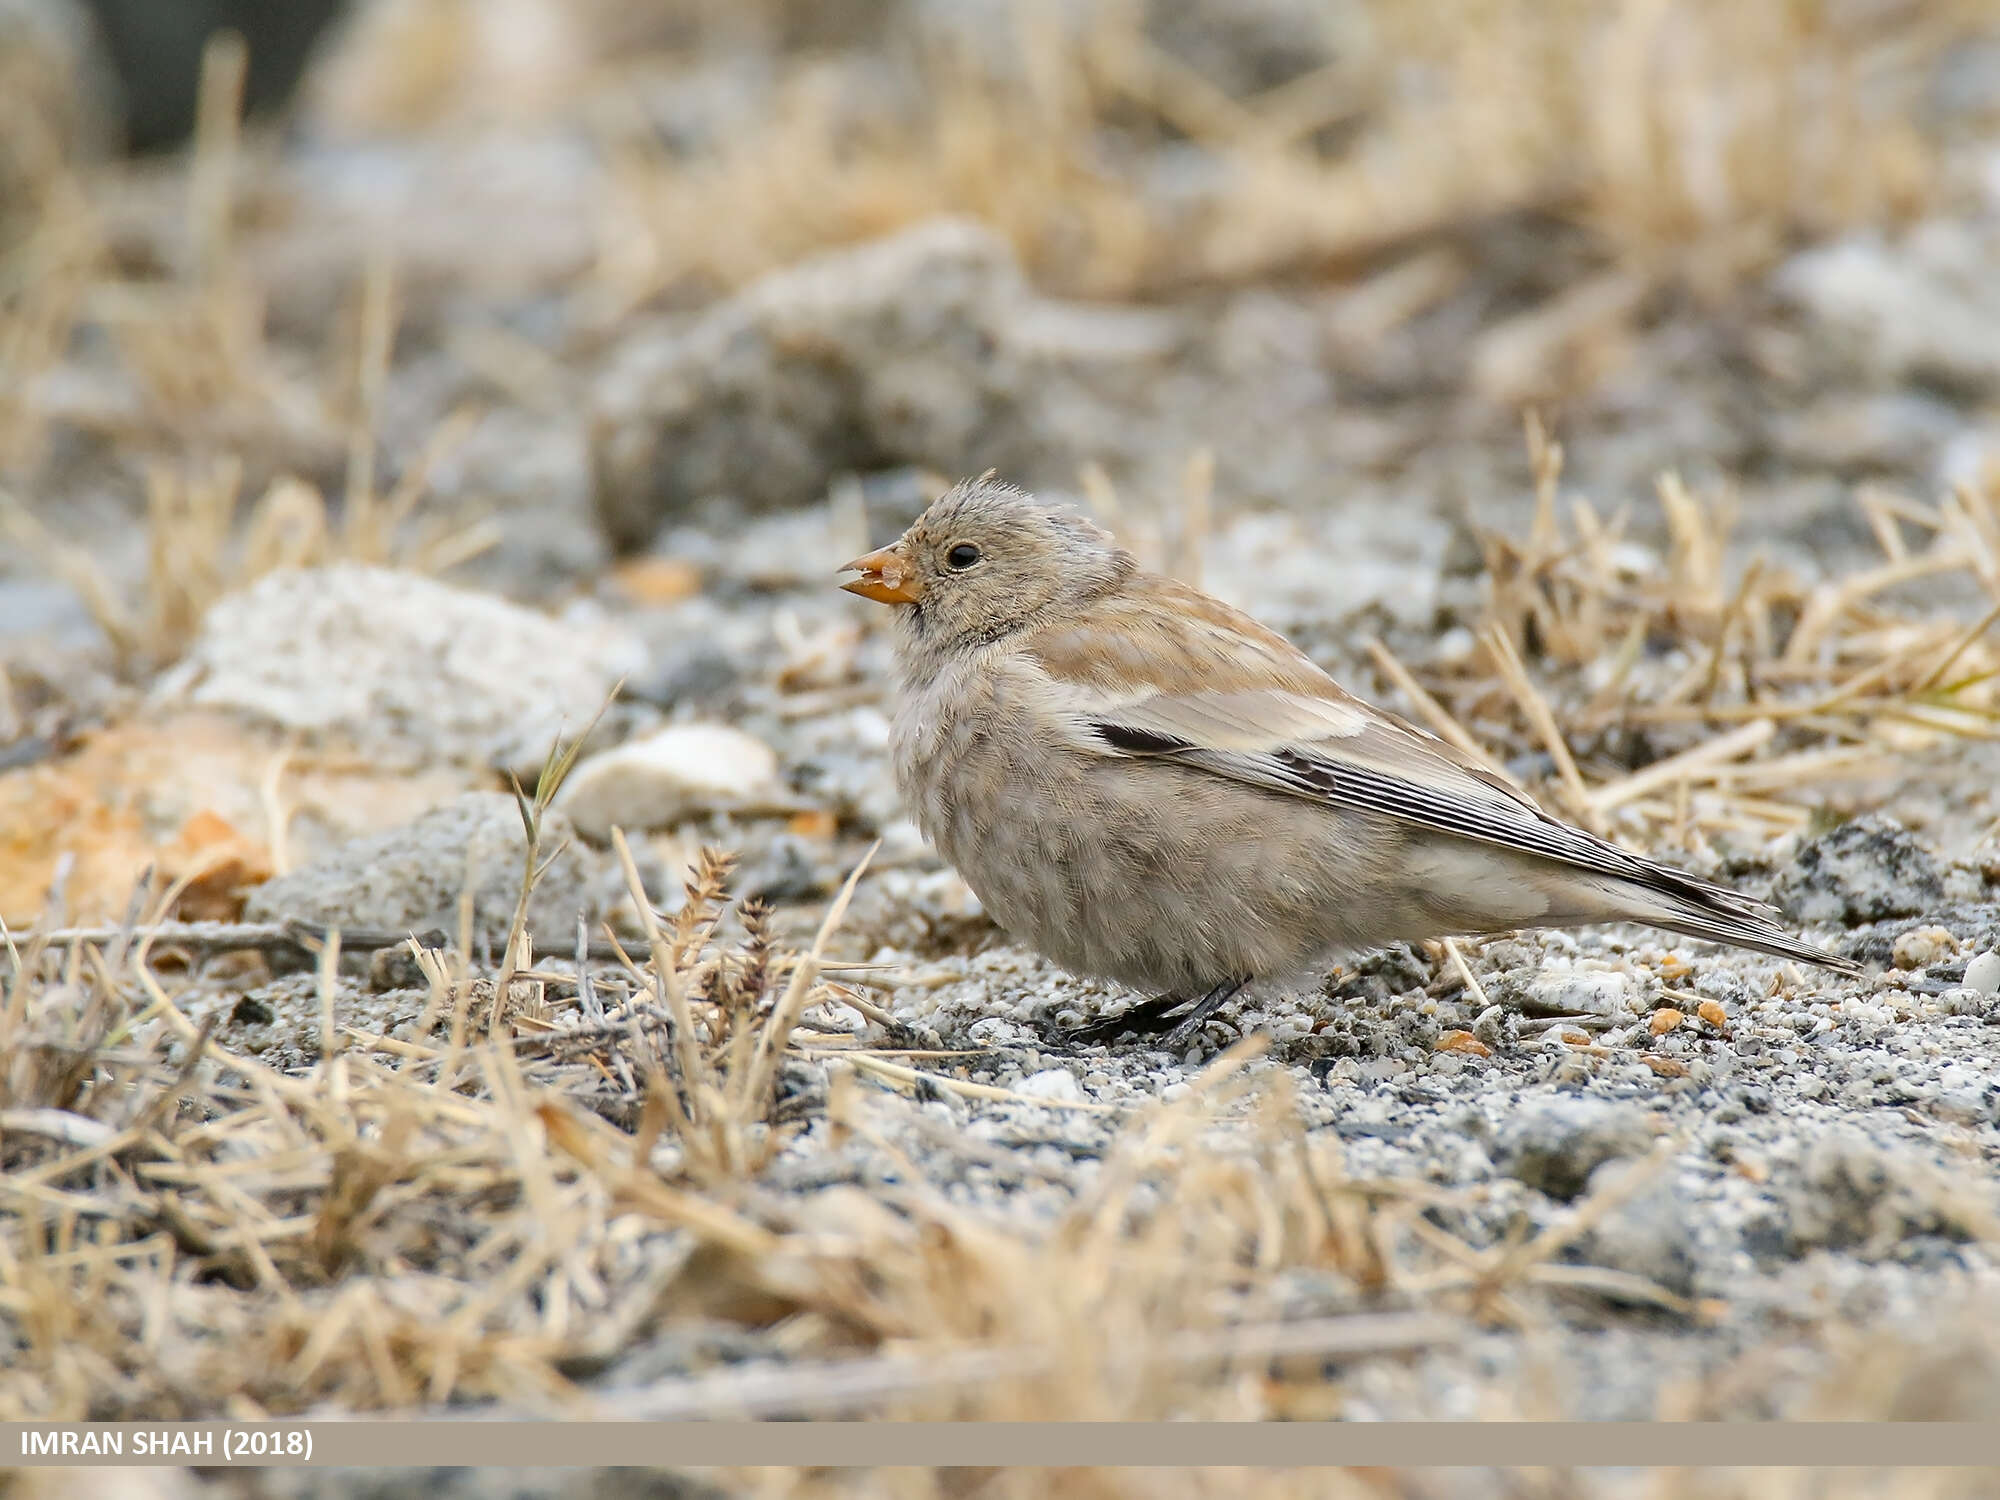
[1062,990,1194,1045]
[1162,977,1250,1050]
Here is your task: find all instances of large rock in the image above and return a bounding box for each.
[1782,1129,1990,1261]
[157,565,646,772]
[1773,815,1945,927]
[244,792,605,948]
[1495,1096,1654,1203]
[1773,222,2000,396]
[587,217,1179,549]
[1565,1159,1697,1299]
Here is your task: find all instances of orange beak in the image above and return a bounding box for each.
[838,545,922,605]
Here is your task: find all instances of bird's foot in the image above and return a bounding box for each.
[1060,978,1250,1049]
[1060,990,1191,1046]
[1160,977,1250,1051]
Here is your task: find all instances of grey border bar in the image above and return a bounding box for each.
[4,1423,1999,1467]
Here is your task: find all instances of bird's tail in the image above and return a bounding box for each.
[1608,858,1862,976]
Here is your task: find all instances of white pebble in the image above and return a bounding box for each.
[558,722,788,839]
[1015,1068,1085,1103]
[1963,950,2000,996]
[1943,988,1989,1017]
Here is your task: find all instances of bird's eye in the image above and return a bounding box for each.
[946,542,982,570]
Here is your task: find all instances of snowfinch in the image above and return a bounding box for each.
[841,476,1859,1046]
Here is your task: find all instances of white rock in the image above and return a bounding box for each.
[160,565,645,771]
[1522,968,1634,1018]
[1774,222,2000,391]
[557,723,788,840]
[967,1016,1030,1048]
[1016,1068,1085,1103]
[1964,950,2000,997]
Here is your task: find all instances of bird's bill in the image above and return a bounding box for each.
[838,545,922,604]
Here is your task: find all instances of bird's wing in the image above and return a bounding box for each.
[1023,582,1766,911]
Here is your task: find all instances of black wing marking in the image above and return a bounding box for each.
[1088,718,1774,920]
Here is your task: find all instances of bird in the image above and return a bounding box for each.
[839,474,1862,1049]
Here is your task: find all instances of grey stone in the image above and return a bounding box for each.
[158,565,646,773]
[1766,390,1967,475]
[1495,1097,1654,1203]
[1773,815,1945,926]
[587,218,1178,548]
[244,792,606,950]
[1773,221,2000,395]
[1783,1129,1992,1259]
[1567,1159,1697,1299]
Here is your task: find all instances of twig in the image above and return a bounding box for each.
[1482,622,1600,832]
[1913,599,2000,694]
[1365,637,1519,787]
[18,918,644,965]
[736,842,878,1120]
[838,1052,1122,1114]
[348,1311,1463,1423]
[1583,718,1776,814]
[0,1108,118,1150]
[1440,937,1491,1014]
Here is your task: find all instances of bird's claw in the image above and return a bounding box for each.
[1056,978,1249,1050]
[1057,991,1192,1047]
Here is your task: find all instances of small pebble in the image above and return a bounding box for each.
[1015,1068,1085,1103]
[1942,988,1991,1017]
[1434,1029,1491,1057]
[1893,925,1958,970]
[1963,950,2000,997]
[559,722,790,839]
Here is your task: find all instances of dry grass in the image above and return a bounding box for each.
[1364,415,2000,856]
[0,36,494,671]
[586,0,1990,311]
[5,0,2000,1446]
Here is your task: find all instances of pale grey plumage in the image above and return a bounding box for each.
[841,477,1859,1041]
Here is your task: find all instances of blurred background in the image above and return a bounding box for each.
[4,0,1999,584]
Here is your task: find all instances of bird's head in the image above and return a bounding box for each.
[839,474,1133,653]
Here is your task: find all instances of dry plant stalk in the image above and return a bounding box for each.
[590,0,1984,309]
[1380,429,2000,852]
[0,35,494,672]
